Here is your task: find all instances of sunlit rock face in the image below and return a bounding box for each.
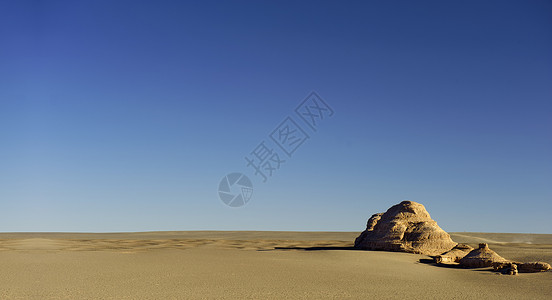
[459,243,508,268]
[354,201,457,256]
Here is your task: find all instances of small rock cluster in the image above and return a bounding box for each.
[492,261,551,274]
[355,201,551,275]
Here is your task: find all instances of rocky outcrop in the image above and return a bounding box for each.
[354,213,382,249]
[354,201,457,256]
[435,243,473,264]
[517,262,552,273]
[493,261,551,273]
[508,263,518,275]
[459,243,508,268]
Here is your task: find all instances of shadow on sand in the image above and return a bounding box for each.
[418,258,498,273]
[418,258,465,269]
[264,246,358,251]
[268,246,516,275]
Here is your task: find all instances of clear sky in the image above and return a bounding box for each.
[1,0,551,233]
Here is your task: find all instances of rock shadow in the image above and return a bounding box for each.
[262,246,358,251]
[418,258,466,269]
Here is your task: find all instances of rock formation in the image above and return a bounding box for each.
[435,243,474,264]
[354,201,457,256]
[493,261,551,273]
[508,263,518,275]
[517,262,552,273]
[459,243,508,268]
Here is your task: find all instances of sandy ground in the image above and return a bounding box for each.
[0,232,550,299]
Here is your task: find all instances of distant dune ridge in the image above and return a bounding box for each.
[354,200,457,256]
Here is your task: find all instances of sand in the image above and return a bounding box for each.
[0,232,550,299]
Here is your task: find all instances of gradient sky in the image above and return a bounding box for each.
[1,0,551,233]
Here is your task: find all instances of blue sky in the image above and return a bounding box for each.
[1,0,551,233]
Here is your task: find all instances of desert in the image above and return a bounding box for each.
[2,1,550,299]
[0,230,551,299]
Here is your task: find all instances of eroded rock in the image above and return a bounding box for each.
[354,201,457,256]
[459,243,508,268]
[493,261,551,273]
[435,243,473,264]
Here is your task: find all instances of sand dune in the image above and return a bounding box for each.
[0,231,550,299]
